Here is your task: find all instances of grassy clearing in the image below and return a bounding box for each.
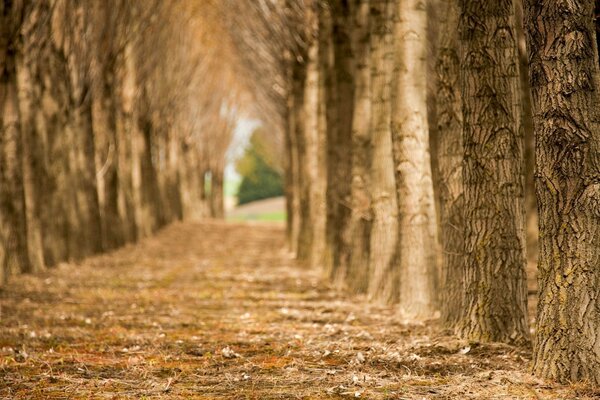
[227,211,286,222]
[0,221,595,399]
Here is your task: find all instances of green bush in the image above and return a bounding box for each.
[236,130,284,205]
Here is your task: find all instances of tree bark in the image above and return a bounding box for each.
[391,0,439,317]
[435,0,464,327]
[345,0,372,294]
[16,38,45,274]
[367,0,399,303]
[525,0,600,384]
[326,0,355,285]
[458,0,528,343]
[0,49,30,281]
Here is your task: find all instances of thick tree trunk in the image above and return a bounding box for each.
[525,0,600,384]
[458,0,528,343]
[345,0,372,294]
[367,0,399,303]
[435,0,464,327]
[391,0,438,317]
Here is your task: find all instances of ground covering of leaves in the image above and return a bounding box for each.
[1,221,597,399]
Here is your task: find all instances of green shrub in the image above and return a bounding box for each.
[236,130,284,205]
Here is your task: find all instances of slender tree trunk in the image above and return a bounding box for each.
[343,0,372,293]
[210,165,225,219]
[435,0,464,327]
[458,0,528,343]
[0,53,30,280]
[320,6,338,277]
[391,0,438,317]
[288,62,304,257]
[283,85,298,251]
[514,0,537,269]
[77,91,103,256]
[367,0,399,303]
[16,50,45,273]
[307,8,327,270]
[292,60,312,260]
[525,0,600,384]
[97,77,125,250]
[327,1,355,285]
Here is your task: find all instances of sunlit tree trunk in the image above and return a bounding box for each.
[391,0,438,317]
[367,0,399,303]
[307,7,327,270]
[458,0,528,343]
[525,0,600,384]
[435,0,463,326]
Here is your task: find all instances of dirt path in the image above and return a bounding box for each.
[0,221,594,399]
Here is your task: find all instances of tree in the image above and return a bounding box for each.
[391,0,439,318]
[367,0,399,303]
[236,130,284,205]
[458,0,528,343]
[435,0,464,326]
[324,0,355,285]
[525,0,600,384]
[345,0,372,294]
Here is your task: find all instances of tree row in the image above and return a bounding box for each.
[227,0,600,385]
[0,1,235,283]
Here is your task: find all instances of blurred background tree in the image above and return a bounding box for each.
[236,128,284,205]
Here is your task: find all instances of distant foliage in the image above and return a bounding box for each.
[236,130,284,205]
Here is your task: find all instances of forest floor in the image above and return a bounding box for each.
[1,221,597,399]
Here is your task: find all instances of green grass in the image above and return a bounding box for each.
[227,211,286,222]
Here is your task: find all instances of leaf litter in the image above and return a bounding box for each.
[0,220,597,399]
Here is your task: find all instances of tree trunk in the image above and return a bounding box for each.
[391,0,438,317]
[0,51,30,281]
[210,166,225,219]
[344,0,372,293]
[287,61,304,257]
[292,60,311,260]
[458,0,528,343]
[16,48,45,274]
[435,0,464,327]
[525,0,600,384]
[297,13,323,265]
[326,1,355,285]
[367,0,399,303]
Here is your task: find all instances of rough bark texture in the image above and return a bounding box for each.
[391,0,438,317]
[458,0,528,344]
[367,0,399,303]
[525,0,600,384]
[435,0,464,327]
